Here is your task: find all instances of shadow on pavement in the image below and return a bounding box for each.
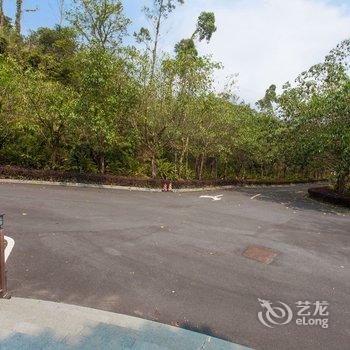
[231,183,350,215]
[180,321,232,342]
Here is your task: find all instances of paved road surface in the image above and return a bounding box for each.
[1,182,349,350]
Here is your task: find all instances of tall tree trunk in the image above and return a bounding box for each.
[51,148,58,170]
[197,154,205,180]
[195,156,199,179]
[0,0,4,30]
[185,149,189,179]
[178,137,189,177]
[94,152,106,174]
[99,154,105,174]
[151,155,157,179]
[174,151,178,176]
[199,154,205,180]
[211,158,217,178]
[57,0,65,28]
[15,0,23,40]
[150,0,164,80]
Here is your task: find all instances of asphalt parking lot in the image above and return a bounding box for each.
[1,182,349,350]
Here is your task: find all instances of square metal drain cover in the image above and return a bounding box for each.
[243,245,278,264]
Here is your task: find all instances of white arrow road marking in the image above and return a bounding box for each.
[250,194,262,200]
[199,194,223,201]
[4,236,15,262]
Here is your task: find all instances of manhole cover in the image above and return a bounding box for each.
[243,245,278,264]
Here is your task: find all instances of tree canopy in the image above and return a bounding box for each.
[0,0,349,193]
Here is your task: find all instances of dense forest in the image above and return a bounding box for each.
[0,0,349,192]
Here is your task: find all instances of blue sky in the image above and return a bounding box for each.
[3,0,350,103]
[3,0,349,34]
[2,0,143,34]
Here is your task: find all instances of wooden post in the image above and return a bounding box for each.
[0,229,9,298]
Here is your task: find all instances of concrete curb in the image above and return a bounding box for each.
[0,178,163,193]
[0,298,251,350]
[0,178,326,194]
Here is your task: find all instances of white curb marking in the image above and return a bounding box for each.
[200,194,223,201]
[4,236,15,262]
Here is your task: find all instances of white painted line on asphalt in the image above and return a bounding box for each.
[200,194,223,201]
[4,236,15,262]
[250,194,262,200]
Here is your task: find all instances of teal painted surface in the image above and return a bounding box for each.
[0,298,252,350]
[0,322,251,350]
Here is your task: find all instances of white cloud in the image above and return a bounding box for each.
[161,0,350,104]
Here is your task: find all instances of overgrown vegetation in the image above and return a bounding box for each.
[0,0,349,192]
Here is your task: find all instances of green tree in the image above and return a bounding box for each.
[137,0,184,79]
[23,78,78,169]
[192,12,217,42]
[26,26,78,84]
[0,56,77,169]
[257,84,277,113]
[75,47,137,173]
[69,0,130,51]
[175,11,217,59]
[278,39,350,192]
[0,57,21,161]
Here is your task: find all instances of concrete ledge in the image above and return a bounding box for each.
[0,298,251,350]
[0,178,163,192]
[0,178,327,194]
